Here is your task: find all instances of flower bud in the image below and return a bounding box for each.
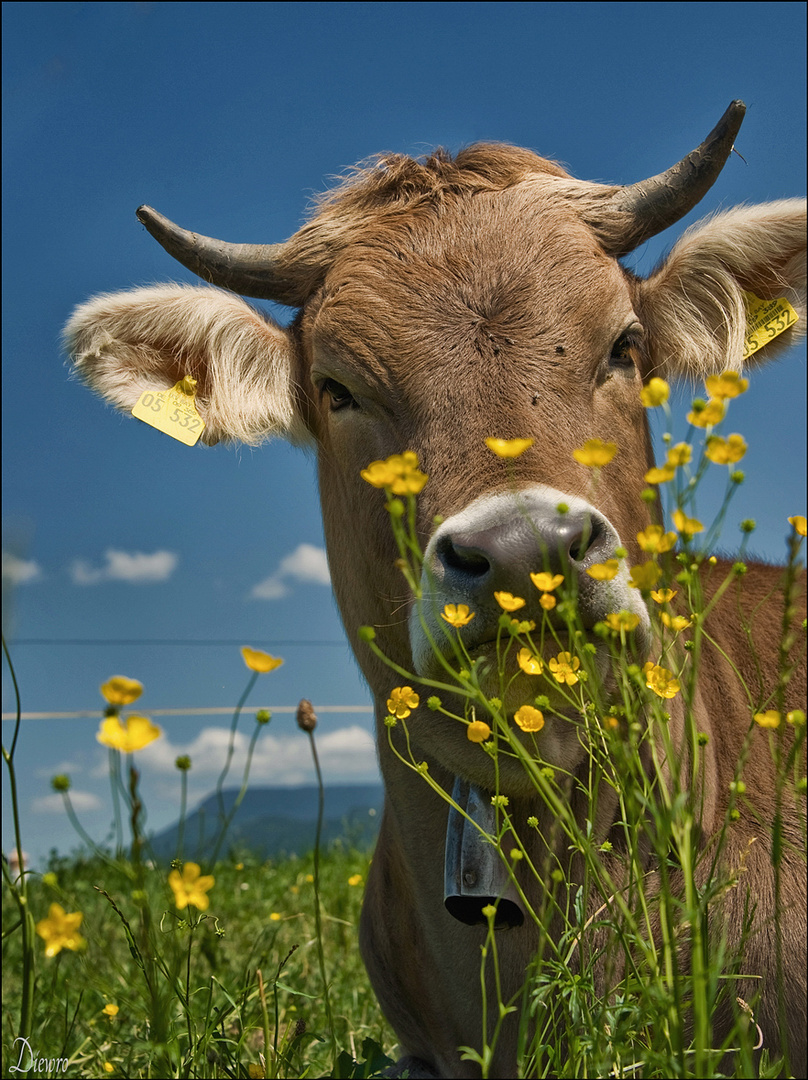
[296,699,318,732]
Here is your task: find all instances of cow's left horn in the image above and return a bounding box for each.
[591,100,746,256]
[136,206,306,306]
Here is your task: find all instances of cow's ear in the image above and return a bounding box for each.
[64,284,309,446]
[639,199,806,380]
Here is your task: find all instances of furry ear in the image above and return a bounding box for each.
[639,199,806,380]
[64,284,309,446]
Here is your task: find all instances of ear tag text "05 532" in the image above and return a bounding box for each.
[132,375,205,446]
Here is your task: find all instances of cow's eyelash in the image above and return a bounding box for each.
[609,328,644,368]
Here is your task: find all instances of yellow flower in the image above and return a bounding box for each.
[788,516,807,537]
[650,588,677,604]
[539,593,556,610]
[517,648,543,676]
[485,437,534,458]
[269,912,282,921]
[548,652,580,686]
[348,873,363,886]
[660,612,692,632]
[687,399,726,428]
[640,377,670,408]
[628,561,661,590]
[441,603,475,627]
[705,434,747,465]
[97,714,161,753]
[605,611,640,632]
[36,903,86,957]
[467,719,492,743]
[168,862,215,911]
[753,710,781,729]
[494,591,526,612]
[100,676,143,706]
[102,1004,119,1018]
[636,524,677,554]
[644,465,676,484]
[104,1064,114,1074]
[572,439,618,468]
[672,509,704,536]
[705,371,749,400]
[361,451,428,494]
[514,705,545,732]
[387,686,420,719]
[643,662,680,700]
[586,559,619,581]
[529,572,564,592]
[241,646,284,673]
[666,443,692,467]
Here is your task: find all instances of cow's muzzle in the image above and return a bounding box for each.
[444,776,525,929]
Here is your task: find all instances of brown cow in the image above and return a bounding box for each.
[65,102,806,1077]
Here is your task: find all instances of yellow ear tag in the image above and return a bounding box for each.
[742,292,799,360]
[132,376,205,446]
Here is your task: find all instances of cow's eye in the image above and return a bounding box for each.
[609,328,643,369]
[319,378,358,412]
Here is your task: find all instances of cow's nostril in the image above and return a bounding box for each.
[438,536,491,578]
[568,517,605,563]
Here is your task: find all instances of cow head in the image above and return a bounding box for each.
[65,102,806,795]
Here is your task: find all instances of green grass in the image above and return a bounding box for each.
[2,843,396,1078]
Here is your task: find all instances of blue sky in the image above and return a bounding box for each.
[3,1,806,866]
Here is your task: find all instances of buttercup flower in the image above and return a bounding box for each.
[672,509,704,536]
[572,439,618,468]
[441,603,475,627]
[387,686,420,719]
[485,437,534,459]
[788,516,807,537]
[643,662,680,700]
[361,451,428,495]
[687,399,726,428]
[605,611,640,632]
[517,648,543,675]
[640,377,670,408]
[705,371,749,400]
[168,862,215,911]
[529,572,564,592]
[660,612,692,632]
[100,676,143,707]
[514,705,545,732]
[753,710,781,729]
[644,464,676,484]
[494,591,525,612]
[348,874,364,886]
[539,594,556,610]
[36,903,86,957]
[650,588,677,604]
[548,652,580,686]
[666,443,692,467]
[705,434,747,465]
[586,559,619,581]
[628,561,661,590]
[102,1004,119,1018]
[636,525,677,554]
[97,714,161,753]
[241,646,284,673]
[467,719,492,743]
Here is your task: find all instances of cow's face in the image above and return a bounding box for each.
[302,184,655,782]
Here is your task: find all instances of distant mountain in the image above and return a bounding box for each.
[149,784,384,862]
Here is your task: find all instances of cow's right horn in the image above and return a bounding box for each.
[136,206,307,307]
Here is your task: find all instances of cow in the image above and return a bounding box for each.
[64,101,805,1077]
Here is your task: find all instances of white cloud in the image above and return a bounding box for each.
[70,549,179,585]
[32,790,102,814]
[250,542,330,600]
[2,551,42,585]
[137,723,377,785]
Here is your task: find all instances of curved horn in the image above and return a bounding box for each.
[592,100,747,256]
[135,206,305,306]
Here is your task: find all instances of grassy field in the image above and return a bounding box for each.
[2,842,396,1078]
